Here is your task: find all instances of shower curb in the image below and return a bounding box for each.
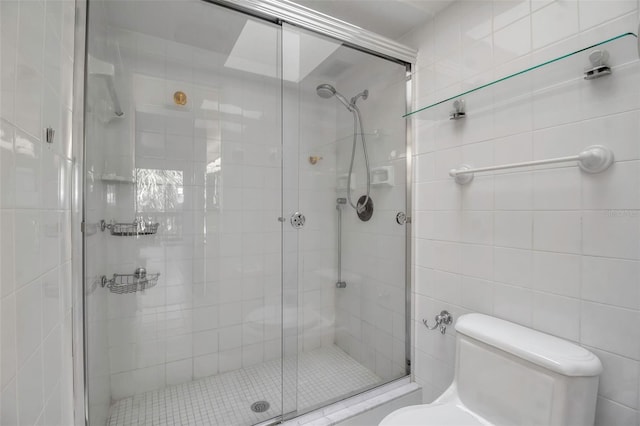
[281,378,421,426]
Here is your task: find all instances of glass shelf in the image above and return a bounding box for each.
[405,32,639,118]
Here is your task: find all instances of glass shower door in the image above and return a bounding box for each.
[282,23,409,418]
[83,2,285,425]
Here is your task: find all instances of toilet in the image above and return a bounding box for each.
[381,313,603,426]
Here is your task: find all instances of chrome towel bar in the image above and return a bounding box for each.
[450,145,614,185]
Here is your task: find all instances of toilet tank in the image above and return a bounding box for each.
[454,314,602,426]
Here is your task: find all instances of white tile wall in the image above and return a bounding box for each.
[0,0,76,425]
[403,1,640,424]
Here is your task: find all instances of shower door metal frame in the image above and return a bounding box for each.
[207,0,417,64]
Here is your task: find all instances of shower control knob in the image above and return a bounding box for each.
[290,212,306,229]
[396,212,407,225]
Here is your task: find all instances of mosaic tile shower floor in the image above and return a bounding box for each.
[107,345,380,426]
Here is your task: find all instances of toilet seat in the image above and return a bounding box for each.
[379,403,489,426]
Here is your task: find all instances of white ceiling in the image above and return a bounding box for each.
[289,0,456,40]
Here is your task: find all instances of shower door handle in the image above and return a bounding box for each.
[290,212,306,229]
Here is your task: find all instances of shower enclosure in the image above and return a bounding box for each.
[82,1,412,424]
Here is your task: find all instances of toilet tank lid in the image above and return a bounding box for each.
[455,314,603,377]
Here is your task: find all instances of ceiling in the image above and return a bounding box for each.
[289,0,456,40]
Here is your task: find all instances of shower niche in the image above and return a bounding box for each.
[83,2,409,425]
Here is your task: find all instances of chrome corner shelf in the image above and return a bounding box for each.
[100,219,159,236]
[404,32,639,118]
[101,268,159,294]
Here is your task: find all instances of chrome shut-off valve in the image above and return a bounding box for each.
[423,310,453,334]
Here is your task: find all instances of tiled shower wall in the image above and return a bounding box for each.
[403,1,640,424]
[0,0,76,424]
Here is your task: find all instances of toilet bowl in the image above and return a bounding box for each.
[381,314,602,426]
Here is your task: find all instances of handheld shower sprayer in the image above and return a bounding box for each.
[316,84,372,219]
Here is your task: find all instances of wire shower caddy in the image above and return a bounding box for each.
[101,268,160,294]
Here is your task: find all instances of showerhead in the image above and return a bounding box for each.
[316,83,336,99]
[316,83,353,111]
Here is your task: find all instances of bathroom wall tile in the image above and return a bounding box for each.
[41,268,60,337]
[493,283,533,326]
[0,211,16,298]
[582,256,639,310]
[493,247,532,287]
[42,325,62,399]
[581,301,640,360]
[432,241,462,273]
[14,130,41,208]
[16,347,44,426]
[0,120,16,207]
[532,292,580,341]
[165,359,192,386]
[493,211,532,249]
[1,294,17,389]
[460,277,493,314]
[579,0,637,31]
[494,172,533,210]
[493,16,531,66]
[0,379,18,425]
[16,278,42,366]
[532,211,581,254]
[532,168,581,210]
[594,397,639,426]
[582,161,640,210]
[461,211,493,245]
[193,330,218,356]
[461,244,493,280]
[531,251,580,297]
[581,112,640,162]
[219,348,242,373]
[531,1,579,49]
[582,210,640,260]
[134,366,165,394]
[194,353,218,379]
[589,347,639,409]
